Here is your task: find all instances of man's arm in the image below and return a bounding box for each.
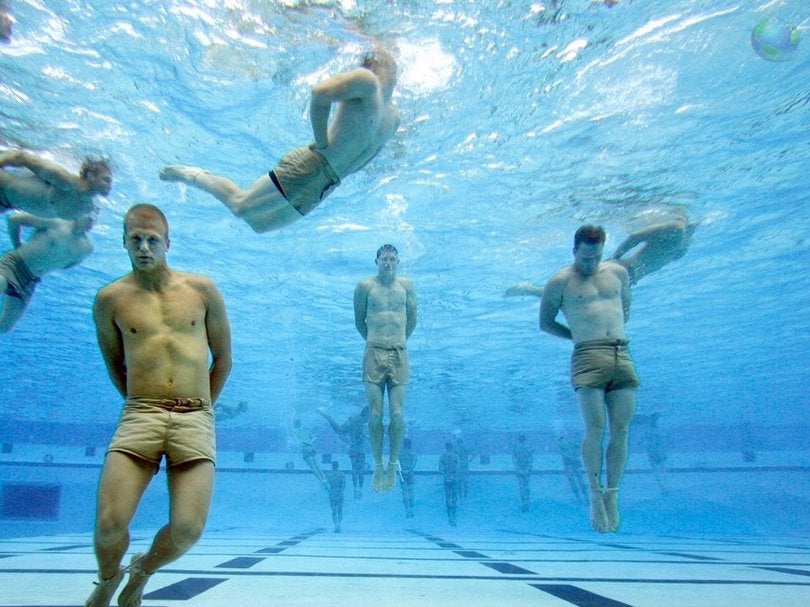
[309,68,379,148]
[93,287,127,398]
[504,281,544,298]
[353,280,369,340]
[612,221,684,259]
[203,279,232,404]
[539,274,572,340]
[6,213,59,248]
[0,151,81,192]
[618,265,632,322]
[404,278,417,339]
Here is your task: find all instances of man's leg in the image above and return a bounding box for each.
[365,381,386,492]
[603,388,637,532]
[117,460,214,607]
[159,168,294,233]
[0,281,29,334]
[576,387,611,533]
[86,452,154,607]
[383,383,407,490]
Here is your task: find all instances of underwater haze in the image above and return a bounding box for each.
[0,0,809,536]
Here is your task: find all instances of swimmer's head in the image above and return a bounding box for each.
[573,225,605,276]
[573,224,606,251]
[124,203,170,240]
[362,47,398,94]
[81,157,113,196]
[376,243,398,260]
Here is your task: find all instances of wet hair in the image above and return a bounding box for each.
[124,203,169,239]
[376,244,398,260]
[79,157,112,180]
[573,224,606,250]
[362,47,398,80]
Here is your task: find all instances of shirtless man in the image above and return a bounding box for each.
[0,212,95,332]
[159,47,400,233]
[540,225,639,533]
[354,244,417,493]
[504,215,697,297]
[84,204,232,607]
[0,150,112,219]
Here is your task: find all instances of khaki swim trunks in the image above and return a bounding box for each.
[0,251,40,302]
[107,397,215,469]
[362,344,409,386]
[570,339,640,392]
[269,146,341,217]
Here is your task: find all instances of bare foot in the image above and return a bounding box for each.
[589,489,610,533]
[84,567,124,607]
[159,165,205,183]
[383,461,401,491]
[117,553,152,607]
[603,487,620,532]
[372,463,385,493]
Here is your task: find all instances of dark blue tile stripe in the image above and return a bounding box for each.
[455,550,490,559]
[216,556,266,569]
[251,529,323,555]
[532,584,635,607]
[484,562,536,575]
[755,566,810,577]
[143,577,228,600]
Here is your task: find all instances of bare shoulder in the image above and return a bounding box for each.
[355,276,376,292]
[177,271,222,299]
[97,274,132,299]
[546,266,572,290]
[603,261,629,281]
[94,275,133,312]
[397,276,415,291]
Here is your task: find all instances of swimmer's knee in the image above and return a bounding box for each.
[95,511,129,543]
[170,518,206,549]
[389,413,405,431]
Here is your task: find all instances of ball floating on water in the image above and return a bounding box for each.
[751,18,800,62]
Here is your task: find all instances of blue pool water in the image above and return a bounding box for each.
[0,0,808,540]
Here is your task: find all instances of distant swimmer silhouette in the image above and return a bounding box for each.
[1,212,95,333]
[160,47,399,233]
[0,150,112,219]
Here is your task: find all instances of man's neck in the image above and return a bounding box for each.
[133,265,171,290]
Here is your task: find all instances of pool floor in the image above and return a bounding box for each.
[0,529,807,606]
